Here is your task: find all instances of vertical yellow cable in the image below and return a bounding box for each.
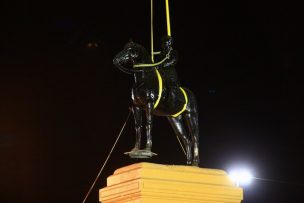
[165,0,171,36]
[151,0,154,62]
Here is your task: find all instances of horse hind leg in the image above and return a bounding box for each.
[167,116,192,165]
[184,108,200,166]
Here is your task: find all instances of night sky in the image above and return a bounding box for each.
[0,0,302,202]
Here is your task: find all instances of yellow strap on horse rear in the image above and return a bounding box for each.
[171,87,188,117]
[153,69,188,117]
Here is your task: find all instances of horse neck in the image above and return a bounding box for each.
[133,72,142,84]
[133,70,148,84]
[133,55,153,85]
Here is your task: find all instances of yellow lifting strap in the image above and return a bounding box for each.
[151,0,155,62]
[133,48,172,68]
[150,0,171,63]
[171,87,188,117]
[165,0,171,36]
[153,69,188,117]
[146,0,188,116]
[153,68,163,108]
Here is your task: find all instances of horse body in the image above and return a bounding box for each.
[114,41,199,166]
[132,78,184,115]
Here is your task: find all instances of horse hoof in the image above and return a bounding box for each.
[191,162,199,167]
[192,157,199,166]
[131,147,139,152]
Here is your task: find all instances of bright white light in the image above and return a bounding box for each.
[228,168,254,186]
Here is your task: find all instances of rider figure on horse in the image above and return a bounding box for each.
[156,36,180,88]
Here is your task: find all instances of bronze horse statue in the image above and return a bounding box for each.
[113,40,199,166]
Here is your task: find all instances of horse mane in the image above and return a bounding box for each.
[125,41,152,64]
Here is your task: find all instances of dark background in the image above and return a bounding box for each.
[0,0,302,202]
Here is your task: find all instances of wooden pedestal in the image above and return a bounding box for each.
[99,162,243,203]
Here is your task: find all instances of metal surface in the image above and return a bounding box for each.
[113,37,200,166]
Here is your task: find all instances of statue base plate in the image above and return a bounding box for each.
[124,150,157,158]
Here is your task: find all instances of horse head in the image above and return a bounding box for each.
[113,40,152,74]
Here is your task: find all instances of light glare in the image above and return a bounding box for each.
[228,168,253,186]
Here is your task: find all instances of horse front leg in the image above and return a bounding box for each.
[132,105,142,151]
[145,101,153,151]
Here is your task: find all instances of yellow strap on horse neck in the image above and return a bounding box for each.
[133,55,168,68]
[133,48,172,68]
[171,87,188,117]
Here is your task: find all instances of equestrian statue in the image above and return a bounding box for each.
[113,36,200,166]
